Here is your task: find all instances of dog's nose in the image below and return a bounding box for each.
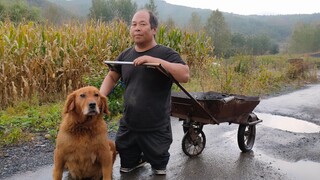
[89,102,96,109]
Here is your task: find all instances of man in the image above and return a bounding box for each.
[100,9,189,175]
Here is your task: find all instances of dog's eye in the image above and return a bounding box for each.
[80,94,86,98]
[94,93,99,97]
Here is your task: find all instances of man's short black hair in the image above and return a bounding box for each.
[147,10,158,29]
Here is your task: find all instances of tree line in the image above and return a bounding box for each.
[0,0,41,22]
[0,0,318,56]
[288,23,320,54]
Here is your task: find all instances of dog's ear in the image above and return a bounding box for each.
[63,92,76,114]
[100,95,110,115]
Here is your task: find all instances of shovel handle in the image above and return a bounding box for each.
[104,60,160,66]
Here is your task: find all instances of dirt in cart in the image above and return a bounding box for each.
[1,84,320,180]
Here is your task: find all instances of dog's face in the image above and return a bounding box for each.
[63,86,109,116]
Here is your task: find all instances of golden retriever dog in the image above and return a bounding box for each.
[53,86,116,180]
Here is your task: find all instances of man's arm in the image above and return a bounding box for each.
[157,60,189,83]
[100,71,121,97]
[133,55,190,83]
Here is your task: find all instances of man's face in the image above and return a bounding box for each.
[130,11,156,45]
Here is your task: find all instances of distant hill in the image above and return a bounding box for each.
[27,0,78,22]
[46,0,91,17]
[38,0,320,43]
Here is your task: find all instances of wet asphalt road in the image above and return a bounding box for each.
[5,84,320,180]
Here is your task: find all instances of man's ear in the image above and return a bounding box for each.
[63,92,75,114]
[152,28,157,37]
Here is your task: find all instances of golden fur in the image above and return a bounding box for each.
[53,86,116,180]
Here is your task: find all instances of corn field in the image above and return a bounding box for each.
[1,20,318,110]
[0,20,214,109]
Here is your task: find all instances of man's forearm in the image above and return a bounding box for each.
[100,72,120,96]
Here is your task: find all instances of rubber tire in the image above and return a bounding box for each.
[237,123,256,152]
[182,130,206,156]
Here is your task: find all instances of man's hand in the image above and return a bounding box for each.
[133,55,159,66]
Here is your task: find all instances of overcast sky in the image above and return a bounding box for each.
[164,0,319,15]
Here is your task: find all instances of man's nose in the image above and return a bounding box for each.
[135,27,141,31]
[134,25,141,31]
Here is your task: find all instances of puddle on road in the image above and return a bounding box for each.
[256,113,320,133]
[274,159,320,180]
[257,152,320,180]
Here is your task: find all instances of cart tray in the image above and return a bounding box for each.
[171,91,260,124]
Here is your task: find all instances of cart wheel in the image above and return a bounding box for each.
[237,117,256,152]
[182,129,206,156]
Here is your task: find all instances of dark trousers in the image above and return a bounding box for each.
[115,123,173,169]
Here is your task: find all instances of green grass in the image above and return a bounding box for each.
[0,99,121,147]
[0,101,62,146]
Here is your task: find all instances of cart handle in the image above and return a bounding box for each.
[104,60,220,125]
[222,96,235,103]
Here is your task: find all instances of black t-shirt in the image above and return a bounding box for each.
[111,45,186,131]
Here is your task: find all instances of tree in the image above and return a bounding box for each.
[230,33,277,55]
[43,4,62,24]
[249,35,271,55]
[89,0,137,24]
[0,3,5,21]
[230,33,247,55]
[204,10,231,58]
[187,12,202,33]
[0,0,41,22]
[89,0,113,22]
[289,23,320,53]
[165,17,175,29]
[114,0,137,24]
[144,0,158,17]
[0,3,4,13]
[270,43,279,54]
